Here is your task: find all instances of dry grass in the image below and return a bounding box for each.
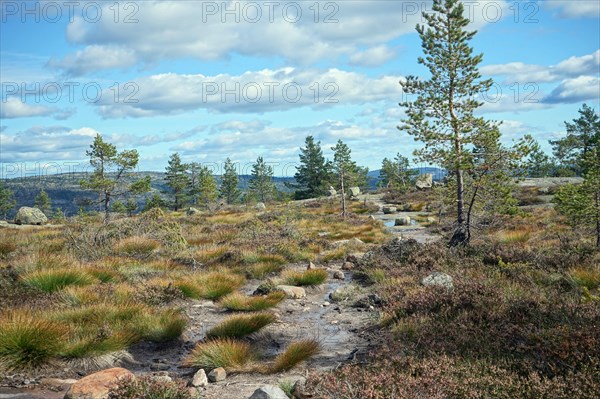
[176,271,245,300]
[114,237,160,258]
[284,269,328,286]
[183,338,253,370]
[206,312,275,338]
[270,339,320,372]
[219,292,285,311]
[22,268,96,293]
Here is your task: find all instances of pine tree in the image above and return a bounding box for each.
[331,140,355,217]
[220,158,240,204]
[526,140,553,178]
[187,162,202,205]
[399,0,529,246]
[125,198,138,216]
[34,189,52,216]
[80,134,151,222]
[197,166,218,210]
[0,180,16,219]
[379,153,416,192]
[249,156,276,203]
[291,136,332,199]
[165,153,190,211]
[111,200,127,214]
[550,104,600,175]
[143,193,166,212]
[53,207,65,222]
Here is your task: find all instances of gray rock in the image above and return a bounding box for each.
[207,367,226,382]
[276,285,306,299]
[292,378,308,398]
[422,272,453,290]
[255,202,266,211]
[346,252,365,263]
[415,173,433,189]
[333,270,345,280]
[187,207,201,215]
[341,262,354,271]
[307,261,316,270]
[248,385,289,399]
[348,186,360,197]
[395,216,411,226]
[191,369,208,387]
[14,207,47,225]
[327,187,337,196]
[382,206,397,214]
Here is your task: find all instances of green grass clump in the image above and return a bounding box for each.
[183,338,253,370]
[114,237,160,258]
[570,268,600,290]
[87,268,120,283]
[206,312,275,339]
[220,292,285,311]
[248,262,285,279]
[0,312,67,370]
[270,339,320,372]
[22,269,95,293]
[284,269,328,286]
[176,272,245,300]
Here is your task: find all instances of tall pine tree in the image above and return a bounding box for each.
[165,153,190,211]
[197,166,218,210]
[34,189,52,216]
[331,140,355,217]
[220,158,240,204]
[292,136,331,199]
[399,0,526,246]
[249,156,276,203]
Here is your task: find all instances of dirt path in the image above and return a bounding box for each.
[360,193,441,243]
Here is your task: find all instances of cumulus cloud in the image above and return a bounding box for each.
[47,45,137,76]
[0,98,75,119]
[481,50,600,83]
[349,45,397,67]
[94,68,405,118]
[51,0,507,74]
[543,76,600,104]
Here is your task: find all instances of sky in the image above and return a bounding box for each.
[0,0,599,177]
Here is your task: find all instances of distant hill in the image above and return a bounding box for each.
[2,172,295,217]
[368,167,447,181]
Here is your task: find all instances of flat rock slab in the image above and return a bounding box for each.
[64,367,133,399]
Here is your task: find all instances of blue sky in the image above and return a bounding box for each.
[1,0,599,177]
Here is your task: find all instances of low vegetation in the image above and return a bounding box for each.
[270,339,321,373]
[219,292,285,311]
[183,339,254,370]
[206,312,276,339]
[284,269,328,286]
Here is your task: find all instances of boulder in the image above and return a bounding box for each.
[186,207,201,216]
[333,270,345,280]
[255,202,266,211]
[382,206,397,214]
[191,369,208,387]
[207,367,226,382]
[415,173,433,190]
[348,187,360,197]
[276,285,306,299]
[346,252,365,264]
[341,262,354,271]
[327,189,337,197]
[14,207,47,225]
[395,216,411,226]
[248,385,289,399]
[64,367,133,399]
[421,272,453,290]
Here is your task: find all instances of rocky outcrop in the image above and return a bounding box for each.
[248,385,289,399]
[415,173,433,189]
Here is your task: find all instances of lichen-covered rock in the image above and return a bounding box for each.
[190,369,208,387]
[395,216,411,226]
[248,385,289,399]
[415,173,433,189]
[348,187,360,197]
[15,207,47,225]
[276,285,306,299]
[64,367,133,399]
[207,367,226,382]
[422,272,453,290]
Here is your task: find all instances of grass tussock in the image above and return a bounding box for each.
[284,269,328,286]
[183,338,253,370]
[0,311,67,371]
[270,339,320,372]
[220,291,285,311]
[114,237,160,258]
[206,312,275,339]
[22,268,95,293]
[176,271,245,300]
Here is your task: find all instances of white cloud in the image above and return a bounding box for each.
[545,1,600,18]
[53,0,507,74]
[543,76,600,104]
[94,68,405,118]
[481,50,600,83]
[349,45,397,67]
[0,98,74,119]
[47,45,137,76]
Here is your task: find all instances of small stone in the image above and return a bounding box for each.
[307,261,316,270]
[342,262,354,271]
[346,253,365,264]
[64,368,133,399]
[382,206,397,214]
[255,202,266,211]
[187,207,201,215]
[248,385,289,399]
[292,378,308,399]
[322,302,330,307]
[333,270,345,280]
[208,367,226,382]
[276,285,306,299]
[395,216,411,226]
[191,369,208,387]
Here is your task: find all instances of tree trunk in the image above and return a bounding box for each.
[340,171,346,218]
[103,192,111,223]
[449,168,470,247]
